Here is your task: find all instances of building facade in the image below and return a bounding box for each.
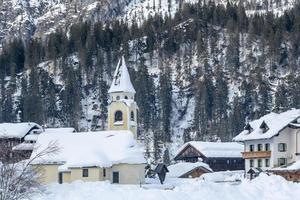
[174,141,244,171]
[234,109,300,174]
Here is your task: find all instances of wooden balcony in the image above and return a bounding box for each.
[242,151,271,159]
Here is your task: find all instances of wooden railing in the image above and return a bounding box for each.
[242,151,271,159]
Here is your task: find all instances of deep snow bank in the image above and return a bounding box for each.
[33,174,300,200]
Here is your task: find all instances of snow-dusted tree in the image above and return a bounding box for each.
[0,142,58,200]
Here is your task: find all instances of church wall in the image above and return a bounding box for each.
[70,167,103,182]
[62,172,71,183]
[110,164,146,184]
[35,164,60,184]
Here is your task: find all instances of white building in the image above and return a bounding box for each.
[233,109,300,173]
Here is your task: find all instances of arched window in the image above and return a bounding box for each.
[130,111,134,121]
[125,96,128,99]
[114,111,123,122]
[116,96,120,100]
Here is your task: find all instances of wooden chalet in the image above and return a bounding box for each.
[174,141,244,171]
[167,162,212,178]
[0,122,43,162]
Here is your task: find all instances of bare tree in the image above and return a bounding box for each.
[0,142,59,200]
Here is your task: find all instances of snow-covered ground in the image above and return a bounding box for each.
[33,173,300,200]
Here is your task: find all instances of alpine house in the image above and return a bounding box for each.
[233,109,300,175]
[31,57,146,185]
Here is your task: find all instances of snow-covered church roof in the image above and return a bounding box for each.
[108,57,136,94]
[175,141,243,158]
[0,122,43,139]
[31,130,146,169]
[233,109,300,142]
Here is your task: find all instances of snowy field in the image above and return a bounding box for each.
[33,173,300,200]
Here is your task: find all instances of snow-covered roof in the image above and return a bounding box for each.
[175,141,243,158]
[108,57,136,94]
[43,127,76,134]
[13,143,35,151]
[234,109,300,142]
[25,127,76,142]
[271,160,300,171]
[0,122,43,139]
[31,130,146,168]
[24,134,40,142]
[167,162,212,178]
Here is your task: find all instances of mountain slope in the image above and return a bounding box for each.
[0,0,297,47]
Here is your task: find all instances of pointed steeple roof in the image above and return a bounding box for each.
[108,57,136,94]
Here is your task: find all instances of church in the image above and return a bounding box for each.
[31,57,146,185]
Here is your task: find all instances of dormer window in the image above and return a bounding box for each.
[245,123,253,133]
[260,121,269,133]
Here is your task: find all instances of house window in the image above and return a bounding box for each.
[265,143,270,151]
[130,111,134,121]
[278,158,287,166]
[103,168,106,177]
[257,144,262,151]
[250,159,254,167]
[278,143,287,152]
[258,159,262,167]
[125,96,128,99]
[82,169,89,177]
[249,145,254,152]
[116,96,120,100]
[265,159,270,167]
[114,111,123,122]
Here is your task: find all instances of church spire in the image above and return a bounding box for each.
[108,57,136,94]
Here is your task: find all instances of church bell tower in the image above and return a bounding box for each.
[107,57,138,139]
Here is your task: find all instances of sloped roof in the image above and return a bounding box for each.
[108,57,136,94]
[271,160,300,172]
[31,130,146,168]
[167,162,212,178]
[0,122,42,139]
[233,109,300,142]
[175,141,243,158]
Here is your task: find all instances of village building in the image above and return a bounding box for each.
[31,57,146,185]
[31,130,146,184]
[173,141,244,171]
[167,162,212,178]
[233,109,300,177]
[0,122,43,161]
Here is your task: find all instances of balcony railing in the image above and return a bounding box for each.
[242,151,271,159]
